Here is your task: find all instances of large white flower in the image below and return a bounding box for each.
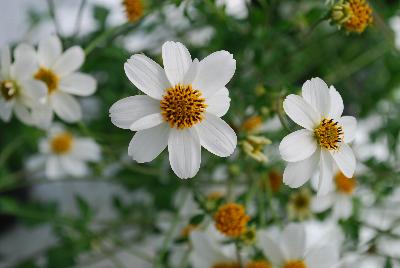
[29,124,101,179]
[279,77,357,195]
[258,223,339,268]
[0,45,47,124]
[25,36,97,128]
[109,41,237,179]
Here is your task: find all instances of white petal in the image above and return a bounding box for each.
[14,103,32,125]
[339,116,357,143]
[305,246,339,268]
[281,224,306,260]
[124,54,170,100]
[330,143,356,178]
[190,231,228,266]
[318,149,334,196]
[129,113,164,131]
[257,232,285,266]
[59,73,97,96]
[32,104,53,129]
[192,50,236,98]
[53,46,85,76]
[46,156,63,179]
[14,43,36,62]
[38,36,62,67]
[333,195,353,219]
[51,92,82,122]
[283,149,320,188]
[328,86,343,119]
[71,138,101,162]
[279,129,317,162]
[283,95,320,130]
[0,99,13,122]
[162,41,192,86]
[311,193,335,212]
[183,58,199,85]
[11,58,38,80]
[302,77,330,117]
[206,87,230,117]
[1,46,11,78]
[19,79,47,105]
[168,128,201,179]
[60,156,89,177]
[195,113,236,157]
[128,123,170,163]
[109,95,161,129]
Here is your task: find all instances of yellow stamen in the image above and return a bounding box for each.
[214,203,250,238]
[1,80,18,101]
[335,172,356,194]
[213,263,241,268]
[122,0,144,22]
[283,260,307,268]
[51,132,73,154]
[314,118,343,150]
[160,84,207,129]
[34,67,59,94]
[246,261,272,268]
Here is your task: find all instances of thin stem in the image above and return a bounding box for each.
[73,0,87,37]
[46,0,63,36]
[235,242,243,267]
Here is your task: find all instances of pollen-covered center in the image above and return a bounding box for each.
[212,263,240,268]
[1,80,18,101]
[160,84,207,129]
[51,132,73,154]
[314,118,344,150]
[344,0,373,33]
[283,260,307,268]
[214,203,250,238]
[34,67,59,94]
[335,172,356,194]
[246,261,272,268]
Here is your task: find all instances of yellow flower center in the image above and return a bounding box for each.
[214,203,250,238]
[293,192,311,210]
[344,0,373,33]
[160,84,207,129]
[283,260,307,268]
[245,261,272,268]
[51,132,73,154]
[123,0,144,22]
[34,67,59,94]
[314,118,343,150]
[335,172,356,194]
[1,80,18,101]
[242,115,263,133]
[212,263,241,268]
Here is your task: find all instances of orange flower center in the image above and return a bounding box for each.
[335,172,356,194]
[34,67,59,94]
[212,263,241,268]
[283,260,307,268]
[214,203,250,238]
[314,118,343,150]
[51,132,73,154]
[344,0,373,33]
[123,0,144,22]
[246,260,272,268]
[268,170,282,192]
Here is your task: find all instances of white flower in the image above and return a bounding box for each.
[26,35,97,128]
[0,45,47,124]
[312,171,356,220]
[258,223,339,268]
[29,124,101,179]
[109,41,237,179]
[279,77,357,195]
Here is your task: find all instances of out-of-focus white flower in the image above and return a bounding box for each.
[279,77,357,195]
[312,171,356,219]
[258,223,340,268]
[390,16,400,50]
[25,35,97,128]
[0,45,47,124]
[29,124,101,179]
[109,41,237,179]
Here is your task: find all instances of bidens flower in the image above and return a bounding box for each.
[0,45,46,124]
[110,41,237,179]
[30,125,101,179]
[279,77,357,196]
[331,0,373,33]
[30,36,97,128]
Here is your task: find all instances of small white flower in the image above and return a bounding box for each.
[29,124,101,179]
[279,77,357,195]
[26,36,97,128]
[258,223,339,268]
[0,45,47,124]
[110,41,237,179]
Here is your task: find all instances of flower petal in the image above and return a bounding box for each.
[71,138,101,162]
[14,43,37,63]
[279,129,317,162]
[32,104,53,129]
[311,193,335,212]
[257,231,285,266]
[19,79,47,105]
[124,54,170,100]
[59,73,97,96]
[318,149,334,196]
[330,143,356,178]
[283,95,320,130]
[305,245,339,268]
[339,116,357,143]
[192,50,236,98]
[283,149,320,188]
[332,195,353,219]
[328,86,343,119]
[168,128,201,179]
[0,98,13,122]
[183,58,199,85]
[195,113,237,157]
[302,77,330,117]
[162,41,192,86]
[53,46,85,76]
[14,103,32,125]
[51,91,82,122]
[109,95,161,129]
[129,113,164,131]
[60,156,88,177]
[1,46,11,78]
[281,224,306,260]
[128,123,170,163]
[38,36,62,67]
[46,156,63,179]
[11,58,38,81]
[206,87,230,117]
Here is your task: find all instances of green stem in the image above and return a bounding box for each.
[73,0,87,37]
[46,0,63,36]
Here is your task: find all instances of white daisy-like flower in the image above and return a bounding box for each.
[258,223,339,268]
[29,124,101,179]
[26,35,97,128]
[0,45,47,124]
[279,77,357,195]
[109,41,237,179]
[312,171,356,220]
